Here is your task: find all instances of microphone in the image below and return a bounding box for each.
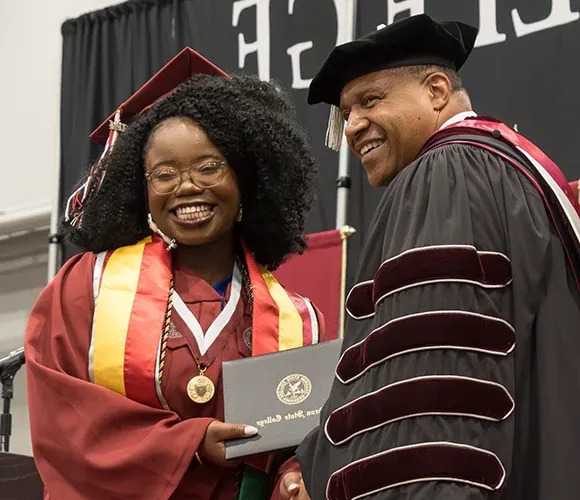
[0,347,25,375]
[0,347,24,452]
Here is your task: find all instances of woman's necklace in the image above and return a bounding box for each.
[159,255,254,404]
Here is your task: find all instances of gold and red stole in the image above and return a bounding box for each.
[89,235,319,409]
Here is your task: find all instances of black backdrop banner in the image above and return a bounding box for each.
[60,0,580,283]
[60,0,182,260]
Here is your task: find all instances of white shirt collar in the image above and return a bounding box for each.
[439,111,477,130]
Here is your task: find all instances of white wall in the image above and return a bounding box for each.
[0,0,123,457]
[0,262,47,456]
[0,0,123,212]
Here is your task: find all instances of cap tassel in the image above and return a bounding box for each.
[96,109,126,190]
[64,109,126,227]
[325,105,344,152]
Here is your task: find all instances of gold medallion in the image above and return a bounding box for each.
[187,374,215,404]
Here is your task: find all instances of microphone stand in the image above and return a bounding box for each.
[0,354,24,453]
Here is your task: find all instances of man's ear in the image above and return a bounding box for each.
[426,72,452,111]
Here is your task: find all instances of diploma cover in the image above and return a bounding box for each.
[223,339,342,459]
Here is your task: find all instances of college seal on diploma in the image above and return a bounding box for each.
[277,374,312,405]
[222,339,342,459]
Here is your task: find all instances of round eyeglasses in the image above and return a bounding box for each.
[145,161,228,195]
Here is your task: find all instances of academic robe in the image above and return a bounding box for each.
[25,251,324,500]
[296,135,580,499]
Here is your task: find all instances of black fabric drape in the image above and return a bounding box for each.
[60,0,180,261]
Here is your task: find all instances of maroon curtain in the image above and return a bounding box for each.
[274,229,344,339]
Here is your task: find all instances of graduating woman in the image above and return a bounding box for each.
[25,49,324,500]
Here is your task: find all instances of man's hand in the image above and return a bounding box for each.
[199,421,258,467]
[280,472,311,500]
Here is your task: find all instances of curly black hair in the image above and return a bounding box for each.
[62,74,318,269]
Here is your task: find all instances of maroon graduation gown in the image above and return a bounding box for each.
[25,252,323,499]
[296,124,580,499]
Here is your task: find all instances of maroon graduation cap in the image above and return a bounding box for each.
[65,47,228,227]
[90,47,229,146]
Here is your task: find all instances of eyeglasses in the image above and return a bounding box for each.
[145,161,228,195]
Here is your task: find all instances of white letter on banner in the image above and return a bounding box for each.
[286,0,313,89]
[387,0,425,26]
[512,0,579,38]
[475,0,507,48]
[333,0,355,45]
[232,0,271,81]
[287,41,314,89]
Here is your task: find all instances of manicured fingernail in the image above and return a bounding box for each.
[244,425,258,436]
[288,483,299,492]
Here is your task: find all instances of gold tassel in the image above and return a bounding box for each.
[325,105,344,151]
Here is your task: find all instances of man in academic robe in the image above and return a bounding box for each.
[281,13,580,500]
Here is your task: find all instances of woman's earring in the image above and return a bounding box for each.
[236,205,243,223]
[148,213,177,250]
